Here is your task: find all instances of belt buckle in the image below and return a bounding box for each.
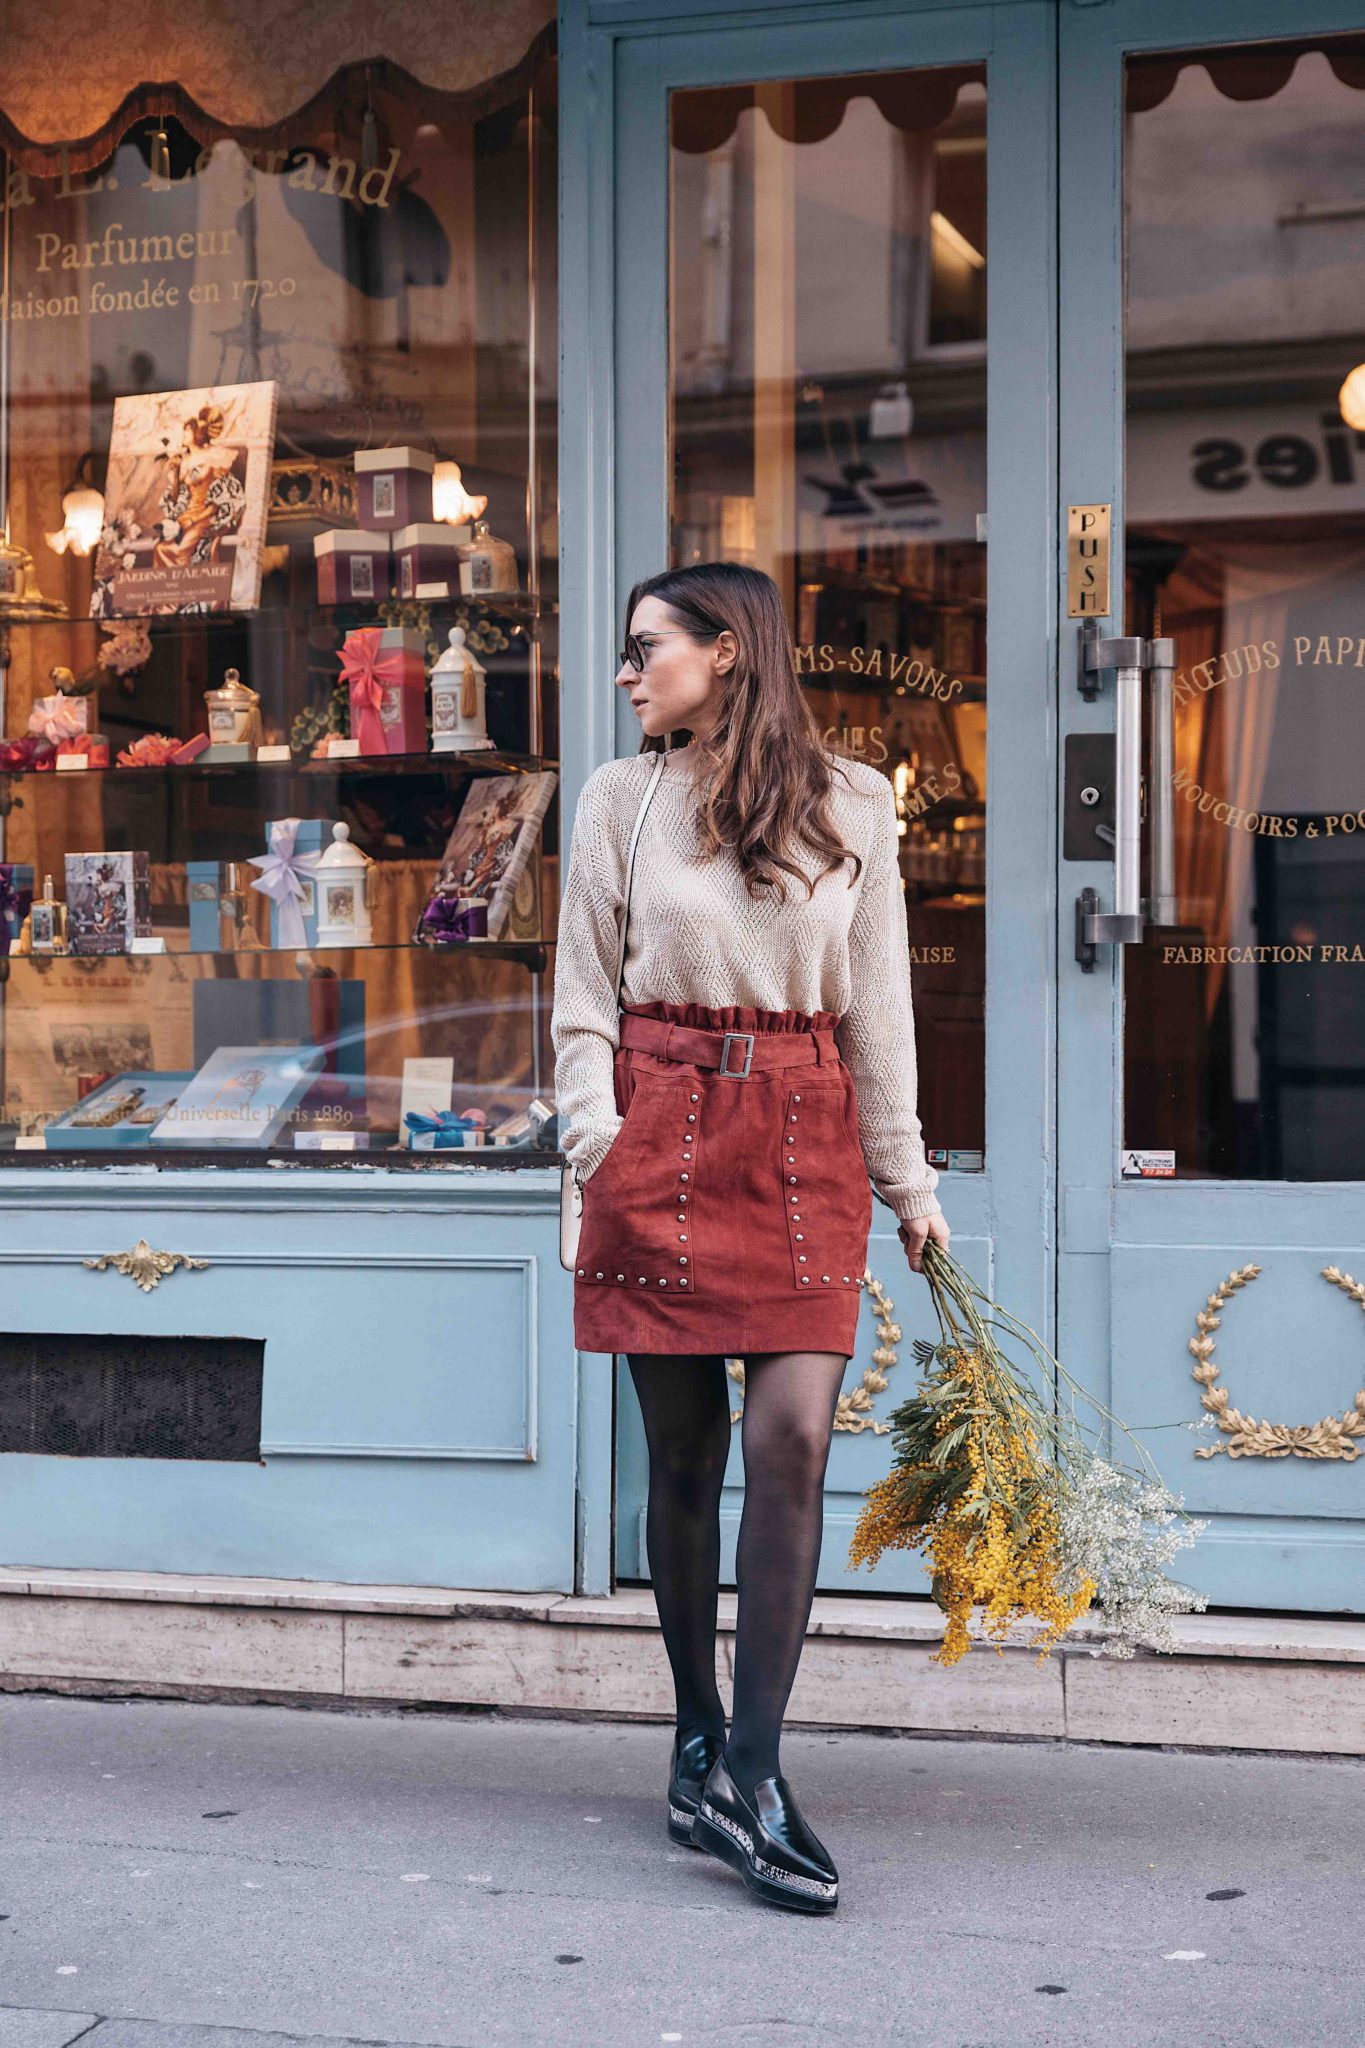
[718,1029,755,1079]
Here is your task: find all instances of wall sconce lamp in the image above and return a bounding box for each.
[432,459,487,527]
[45,453,105,558]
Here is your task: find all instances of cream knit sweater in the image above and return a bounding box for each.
[550,746,942,1222]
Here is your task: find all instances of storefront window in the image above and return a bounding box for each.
[670,67,988,1170]
[1123,36,1365,1179]
[0,39,559,1161]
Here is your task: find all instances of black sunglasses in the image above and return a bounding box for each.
[618,627,720,673]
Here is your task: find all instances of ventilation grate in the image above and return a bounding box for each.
[0,1332,264,1461]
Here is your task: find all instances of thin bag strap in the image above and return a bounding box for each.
[613,751,667,1007]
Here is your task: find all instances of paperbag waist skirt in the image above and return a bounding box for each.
[572,1000,873,1358]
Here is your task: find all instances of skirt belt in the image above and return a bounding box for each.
[618,1012,839,1078]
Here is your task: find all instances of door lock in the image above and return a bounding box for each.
[1064,733,1116,861]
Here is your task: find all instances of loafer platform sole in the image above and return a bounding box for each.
[691,1796,838,1914]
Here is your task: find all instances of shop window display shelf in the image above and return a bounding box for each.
[0,749,558,785]
[0,592,558,642]
[0,938,554,968]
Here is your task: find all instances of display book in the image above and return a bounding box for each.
[0,380,557,1154]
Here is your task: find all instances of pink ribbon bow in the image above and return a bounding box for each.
[27,694,86,745]
[248,818,325,949]
[338,629,404,755]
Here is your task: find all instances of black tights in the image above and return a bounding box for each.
[627,1349,847,1801]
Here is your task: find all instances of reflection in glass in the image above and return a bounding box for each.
[1124,37,1365,1180]
[0,47,560,1159]
[670,67,987,1162]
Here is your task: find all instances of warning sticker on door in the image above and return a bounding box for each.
[1121,1149,1176,1178]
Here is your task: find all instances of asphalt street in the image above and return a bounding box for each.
[0,1692,1361,2048]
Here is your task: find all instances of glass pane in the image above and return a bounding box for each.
[1123,36,1365,1180]
[0,50,560,1161]
[670,65,987,1170]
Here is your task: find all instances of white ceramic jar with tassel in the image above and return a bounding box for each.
[428,626,495,753]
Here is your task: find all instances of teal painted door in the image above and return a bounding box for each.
[603,3,1059,1592]
[1057,0,1365,1610]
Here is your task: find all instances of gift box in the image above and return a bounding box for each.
[46,1070,194,1150]
[415,893,489,945]
[53,732,110,769]
[186,860,227,953]
[28,691,90,742]
[251,817,328,948]
[64,851,152,954]
[392,522,470,601]
[404,1108,487,1151]
[313,529,392,604]
[354,446,435,532]
[339,626,427,755]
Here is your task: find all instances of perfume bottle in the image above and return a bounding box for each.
[20,872,67,954]
[221,861,262,951]
[457,519,518,597]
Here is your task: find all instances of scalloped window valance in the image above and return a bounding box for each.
[0,0,554,172]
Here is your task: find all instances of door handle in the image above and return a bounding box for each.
[1076,624,1147,966]
[1075,622,1177,969]
[1145,635,1177,927]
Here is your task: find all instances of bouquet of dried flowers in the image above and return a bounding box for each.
[849,1241,1206,1665]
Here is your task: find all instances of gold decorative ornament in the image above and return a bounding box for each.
[0,532,68,618]
[1189,1262,1365,1460]
[83,1238,210,1292]
[728,1266,903,1430]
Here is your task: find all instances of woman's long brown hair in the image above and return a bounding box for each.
[626,561,864,903]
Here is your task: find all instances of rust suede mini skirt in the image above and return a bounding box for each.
[572,1000,873,1358]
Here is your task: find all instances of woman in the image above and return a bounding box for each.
[153,404,246,569]
[551,562,949,1915]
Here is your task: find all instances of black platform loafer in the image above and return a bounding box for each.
[690,1754,839,1913]
[667,1727,727,1847]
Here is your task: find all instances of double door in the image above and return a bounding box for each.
[598,0,1365,1609]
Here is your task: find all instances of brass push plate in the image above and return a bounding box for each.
[1067,503,1111,617]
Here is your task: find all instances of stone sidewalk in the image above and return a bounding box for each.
[1,1693,1362,2048]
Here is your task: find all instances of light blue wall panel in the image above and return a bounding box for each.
[0,1172,578,1591]
[259,1257,536,1460]
[1111,1245,1365,1522]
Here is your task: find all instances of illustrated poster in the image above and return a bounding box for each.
[91,380,279,616]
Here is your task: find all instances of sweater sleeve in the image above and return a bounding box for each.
[550,768,628,1181]
[835,776,942,1223]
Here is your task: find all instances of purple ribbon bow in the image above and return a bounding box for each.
[418,894,487,944]
[249,818,325,949]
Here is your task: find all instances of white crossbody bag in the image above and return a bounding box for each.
[559,752,668,1272]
